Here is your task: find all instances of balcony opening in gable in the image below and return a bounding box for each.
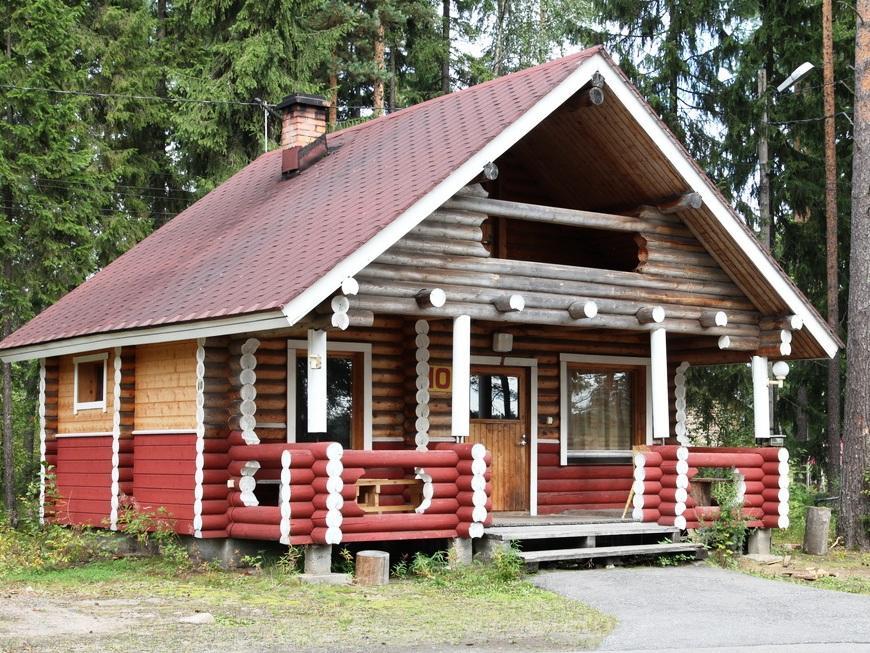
[485,217,643,272]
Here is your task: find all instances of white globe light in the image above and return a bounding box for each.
[772,361,790,380]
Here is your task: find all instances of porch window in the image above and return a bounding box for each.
[73,353,108,413]
[287,341,372,450]
[560,356,648,462]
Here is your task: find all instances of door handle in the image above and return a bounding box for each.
[518,434,528,446]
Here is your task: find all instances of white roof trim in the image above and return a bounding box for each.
[596,65,838,359]
[280,55,605,327]
[0,310,290,362]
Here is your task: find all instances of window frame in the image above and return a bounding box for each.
[286,340,373,450]
[72,352,108,414]
[559,354,651,465]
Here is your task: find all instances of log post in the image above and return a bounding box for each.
[803,507,832,555]
[637,306,666,324]
[699,310,728,328]
[650,328,670,439]
[752,356,771,440]
[355,550,390,585]
[415,288,446,308]
[568,300,598,320]
[493,294,525,312]
[452,315,471,441]
[307,329,327,433]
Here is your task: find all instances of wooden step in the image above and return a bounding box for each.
[484,522,679,541]
[519,541,703,564]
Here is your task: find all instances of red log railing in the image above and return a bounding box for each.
[224,432,492,545]
[633,445,789,530]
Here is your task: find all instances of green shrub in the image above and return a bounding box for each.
[115,504,190,570]
[695,477,751,566]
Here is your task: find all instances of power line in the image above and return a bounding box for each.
[0,83,263,107]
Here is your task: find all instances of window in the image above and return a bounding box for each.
[489,218,642,272]
[287,341,372,450]
[73,353,108,413]
[560,355,649,462]
[470,373,520,420]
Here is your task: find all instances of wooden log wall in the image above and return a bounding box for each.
[118,348,135,500]
[43,358,59,521]
[348,188,765,348]
[132,433,197,535]
[54,436,113,527]
[134,342,197,432]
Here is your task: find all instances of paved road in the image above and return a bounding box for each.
[534,565,870,652]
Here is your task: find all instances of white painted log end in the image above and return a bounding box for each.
[674,515,687,530]
[416,288,447,308]
[331,295,351,313]
[331,312,350,330]
[341,277,359,296]
[568,300,598,319]
[637,305,665,324]
[788,314,803,330]
[494,294,525,312]
[718,335,732,350]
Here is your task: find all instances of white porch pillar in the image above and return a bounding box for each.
[752,355,770,439]
[452,315,471,440]
[650,327,670,439]
[307,328,327,433]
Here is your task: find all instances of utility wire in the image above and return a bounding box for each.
[0,83,263,107]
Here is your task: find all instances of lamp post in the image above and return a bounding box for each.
[757,62,815,251]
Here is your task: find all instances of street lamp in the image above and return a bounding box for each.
[757,62,818,250]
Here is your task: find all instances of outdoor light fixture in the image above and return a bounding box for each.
[777,62,815,93]
[770,361,790,387]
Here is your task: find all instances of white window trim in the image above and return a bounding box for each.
[286,340,373,450]
[471,355,539,516]
[72,352,108,414]
[559,353,652,466]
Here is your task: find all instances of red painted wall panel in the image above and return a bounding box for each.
[53,436,112,527]
[132,433,197,535]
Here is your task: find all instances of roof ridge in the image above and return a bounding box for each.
[333,46,602,139]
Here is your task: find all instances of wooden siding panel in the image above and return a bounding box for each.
[53,436,112,526]
[134,341,197,431]
[57,351,115,435]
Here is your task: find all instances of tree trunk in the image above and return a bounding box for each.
[841,0,870,551]
[1,321,14,524]
[328,59,338,127]
[373,15,385,116]
[441,0,450,94]
[822,0,842,491]
[493,0,507,77]
[388,44,396,113]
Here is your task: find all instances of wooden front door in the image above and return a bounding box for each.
[467,366,529,511]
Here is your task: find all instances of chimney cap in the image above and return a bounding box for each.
[276,93,330,111]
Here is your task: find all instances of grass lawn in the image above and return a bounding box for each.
[0,556,615,653]
[737,514,870,595]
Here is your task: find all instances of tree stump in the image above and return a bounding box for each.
[355,550,390,586]
[803,506,832,555]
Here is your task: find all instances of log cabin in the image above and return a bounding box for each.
[0,47,841,567]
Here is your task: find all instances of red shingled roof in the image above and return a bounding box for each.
[0,47,601,352]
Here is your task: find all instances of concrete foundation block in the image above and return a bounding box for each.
[747,528,772,556]
[185,537,275,569]
[474,537,511,563]
[448,537,473,567]
[297,573,352,586]
[304,544,333,575]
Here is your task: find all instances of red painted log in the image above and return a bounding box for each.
[739,467,765,481]
[417,467,460,483]
[742,481,766,495]
[761,488,787,502]
[661,461,689,475]
[537,490,630,506]
[633,481,663,495]
[762,514,789,528]
[761,461,787,474]
[635,466,663,481]
[658,502,686,516]
[650,445,686,459]
[538,478,634,493]
[228,522,282,540]
[537,465,633,480]
[638,495,661,509]
[200,500,230,515]
[762,475,787,489]
[634,509,661,522]
[430,483,459,499]
[228,445,315,467]
[198,529,229,539]
[418,498,460,514]
[659,488,685,503]
[456,461,492,478]
[634,451,663,466]
[198,514,229,530]
[761,502,787,516]
[342,529,459,543]
[456,477,493,493]
[455,523,484,538]
[686,452,764,468]
[340,513,459,534]
[199,483,228,500]
[342,449,459,468]
[537,503,624,514]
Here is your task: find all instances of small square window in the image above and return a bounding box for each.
[74,354,107,412]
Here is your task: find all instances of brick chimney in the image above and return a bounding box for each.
[276,93,330,149]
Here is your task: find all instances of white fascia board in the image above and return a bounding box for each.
[597,67,839,359]
[281,55,605,328]
[0,311,290,362]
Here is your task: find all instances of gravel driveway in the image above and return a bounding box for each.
[534,564,870,652]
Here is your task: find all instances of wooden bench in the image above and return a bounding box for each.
[356,478,423,514]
